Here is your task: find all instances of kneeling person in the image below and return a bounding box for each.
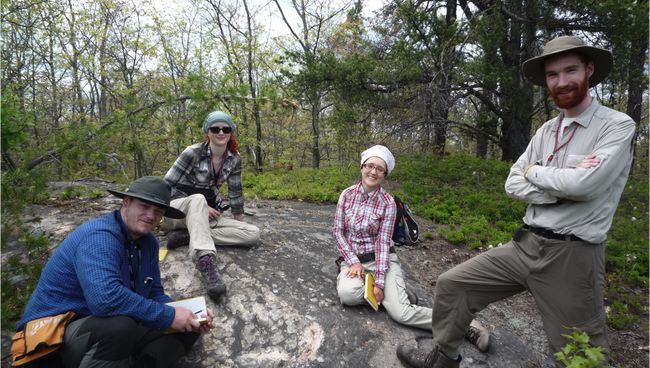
[15,177,215,368]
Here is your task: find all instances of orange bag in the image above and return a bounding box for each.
[11,311,76,366]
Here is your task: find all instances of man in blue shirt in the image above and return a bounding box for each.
[16,176,215,368]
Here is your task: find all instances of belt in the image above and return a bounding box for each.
[525,225,583,242]
[357,247,396,263]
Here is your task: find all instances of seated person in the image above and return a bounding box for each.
[15,176,215,368]
[334,145,490,351]
[163,111,260,301]
[334,144,433,330]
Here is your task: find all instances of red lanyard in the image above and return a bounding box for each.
[548,115,579,165]
[211,150,226,186]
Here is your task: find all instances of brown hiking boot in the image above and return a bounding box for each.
[465,319,492,352]
[167,229,190,249]
[396,342,460,368]
[196,255,227,300]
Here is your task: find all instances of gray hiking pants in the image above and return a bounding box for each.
[431,230,609,367]
[58,315,200,368]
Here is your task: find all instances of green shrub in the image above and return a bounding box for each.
[606,301,639,330]
[554,327,606,368]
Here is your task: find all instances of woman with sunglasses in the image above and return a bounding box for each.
[163,111,260,301]
[333,144,432,330]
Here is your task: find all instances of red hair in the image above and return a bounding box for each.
[203,133,240,154]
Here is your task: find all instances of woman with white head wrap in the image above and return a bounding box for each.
[332,144,433,330]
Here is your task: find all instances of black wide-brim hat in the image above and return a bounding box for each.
[108,176,186,219]
[522,35,613,89]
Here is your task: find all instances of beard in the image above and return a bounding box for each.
[549,73,590,109]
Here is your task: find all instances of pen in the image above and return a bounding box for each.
[350,272,367,276]
[194,309,203,314]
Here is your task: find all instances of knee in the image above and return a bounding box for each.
[435,271,455,292]
[82,316,138,359]
[93,316,136,343]
[238,224,260,246]
[188,194,209,208]
[338,289,356,306]
[337,285,362,306]
[248,226,260,244]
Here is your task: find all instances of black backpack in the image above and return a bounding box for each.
[392,196,419,246]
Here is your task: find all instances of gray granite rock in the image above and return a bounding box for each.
[2,193,551,368]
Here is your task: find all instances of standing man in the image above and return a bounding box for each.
[396,36,636,368]
[15,176,215,368]
[163,111,260,301]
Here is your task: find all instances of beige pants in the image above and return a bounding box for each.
[432,231,608,367]
[337,253,432,331]
[163,194,260,262]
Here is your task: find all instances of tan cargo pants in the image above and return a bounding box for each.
[432,230,608,367]
[163,194,260,262]
[337,253,433,331]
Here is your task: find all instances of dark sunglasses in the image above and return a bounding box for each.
[208,126,232,134]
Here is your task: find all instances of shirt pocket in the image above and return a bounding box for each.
[566,154,589,168]
[366,213,382,235]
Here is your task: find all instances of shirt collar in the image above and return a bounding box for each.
[354,181,382,199]
[553,98,601,131]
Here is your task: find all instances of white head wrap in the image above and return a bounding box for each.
[360,145,395,175]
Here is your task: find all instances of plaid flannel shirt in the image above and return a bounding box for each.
[164,141,245,215]
[333,182,396,289]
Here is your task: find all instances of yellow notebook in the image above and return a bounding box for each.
[364,273,379,311]
[159,250,168,263]
[164,296,208,333]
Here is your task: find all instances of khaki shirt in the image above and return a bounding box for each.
[505,99,636,244]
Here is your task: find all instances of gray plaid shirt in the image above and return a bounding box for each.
[164,142,245,215]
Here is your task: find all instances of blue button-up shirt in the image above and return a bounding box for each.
[17,210,175,332]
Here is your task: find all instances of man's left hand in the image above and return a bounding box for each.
[374,286,384,306]
[577,155,600,169]
[195,308,216,333]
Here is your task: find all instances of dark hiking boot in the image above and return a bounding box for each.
[396,342,460,368]
[196,255,227,300]
[406,288,419,305]
[465,319,492,352]
[167,229,190,249]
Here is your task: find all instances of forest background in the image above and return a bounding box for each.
[1,0,648,357]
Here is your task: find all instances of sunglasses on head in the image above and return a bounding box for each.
[209,126,232,134]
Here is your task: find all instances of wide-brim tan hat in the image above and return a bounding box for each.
[522,35,613,88]
[108,176,186,219]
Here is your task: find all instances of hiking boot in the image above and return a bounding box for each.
[465,319,492,352]
[396,342,460,368]
[406,288,419,305]
[167,229,190,249]
[196,255,227,300]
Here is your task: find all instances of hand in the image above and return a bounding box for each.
[208,207,223,221]
[171,307,200,333]
[345,263,365,278]
[195,308,216,333]
[373,286,384,305]
[577,155,600,169]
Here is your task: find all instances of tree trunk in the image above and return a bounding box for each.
[311,99,320,169]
